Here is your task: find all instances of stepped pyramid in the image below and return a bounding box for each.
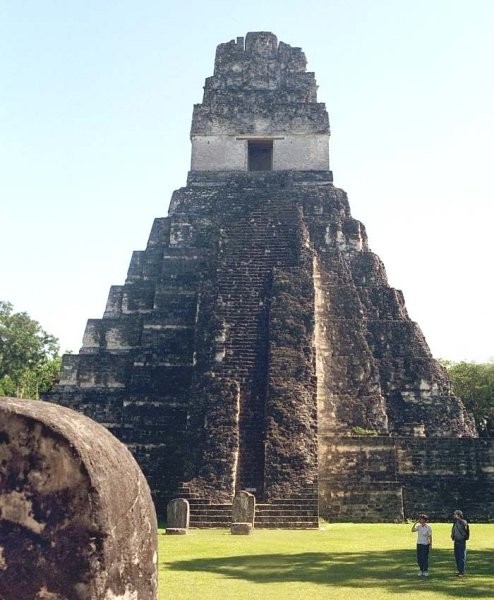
[50,32,493,525]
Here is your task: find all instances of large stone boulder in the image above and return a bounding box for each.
[0,397,157,600]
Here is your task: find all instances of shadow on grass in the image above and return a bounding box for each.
[166,549,493,597]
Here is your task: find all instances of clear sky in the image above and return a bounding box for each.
[1,0,493,362]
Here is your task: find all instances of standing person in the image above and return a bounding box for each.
[411,513,433,577]
[451,510,469,577]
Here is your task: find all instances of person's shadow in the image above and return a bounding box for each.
[166,549,493,597]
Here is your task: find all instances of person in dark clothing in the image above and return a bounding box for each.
[451,510,469,576]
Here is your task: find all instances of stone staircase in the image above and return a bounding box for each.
[256,489,319,529]
[213,192,303,493]
[174,191,319,520]
[177,485,319,529]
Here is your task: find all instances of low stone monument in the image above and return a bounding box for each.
[0,397,158,600]
[166,498,190,534]
[231,490,255,535]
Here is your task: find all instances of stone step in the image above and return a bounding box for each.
[190,521,231,528]
[188,518,319,529]
[260,502,317,511]
[188,503,318,529]
[265,499,318,506]
[189,508,231,515]
[256,508,318,516]
[175,494,201,500]
[189,503,231,509]
[190,514,231,523]
[256,521,319,529]
[178,482,319,529]
[265,503,319,510]
[275,492,318,498]
[256,512,317,520]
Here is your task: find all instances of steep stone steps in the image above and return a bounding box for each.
[189,503,232,528]
[182,485,319,529]
[187,505,319,529]
[187,194,310,495]
[255,517,319,529]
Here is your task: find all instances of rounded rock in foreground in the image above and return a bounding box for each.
[0,397,158,600]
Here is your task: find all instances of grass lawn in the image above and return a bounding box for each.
[159,522,493,600]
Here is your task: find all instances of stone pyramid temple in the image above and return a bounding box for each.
[50,32,493,525]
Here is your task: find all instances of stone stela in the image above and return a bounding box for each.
[231,491,256,535]
[47,32,494,525]
[166,498,190,535]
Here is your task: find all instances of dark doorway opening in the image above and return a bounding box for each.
[248,140,273,171]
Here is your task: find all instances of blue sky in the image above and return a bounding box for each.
[1,0,493,361]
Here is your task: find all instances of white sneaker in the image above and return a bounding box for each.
[418,571,423,576]
[423,571,429,577]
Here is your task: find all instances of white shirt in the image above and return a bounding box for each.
[416,524,432,545]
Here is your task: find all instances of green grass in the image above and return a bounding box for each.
[159,522,493,600]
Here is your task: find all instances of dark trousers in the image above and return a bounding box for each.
[417,543,430,572]
[454,540,467,574]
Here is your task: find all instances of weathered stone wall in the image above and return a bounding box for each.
[51,172,324,507]
[299,179,475,439]
[319,435,404,522]
[0,397,157,600]
[193,33,328,136]
[398,437,494,521]
[50,202,219,509]
[319,435,494,522]
[264,261,318,499]
[272,134,329,171]
[191,134,329,172]
[50,170,483,514]
[191,135,247,170]
[191,32,329,171]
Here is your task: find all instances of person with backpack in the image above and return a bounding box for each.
[451,509,469,577]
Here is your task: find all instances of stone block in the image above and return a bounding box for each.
[0,397,157,600]
[166,498,190,532]
[232,491,256,525]
[231,522,253,535]
[165,528,188,535]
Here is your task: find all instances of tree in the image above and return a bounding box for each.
[0,301,60,399]
[441,360,494,437]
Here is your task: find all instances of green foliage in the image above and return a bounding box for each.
[352,426,379,436]
[0,301,60,399]
[440,360,494,437]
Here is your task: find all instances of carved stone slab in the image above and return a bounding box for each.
[231,490,256,535]
[232,490,256,524]
[166,498,190,534]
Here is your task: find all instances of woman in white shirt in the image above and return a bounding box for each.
[411,513,433,576]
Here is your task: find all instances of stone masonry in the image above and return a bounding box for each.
[48,32,493,523]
